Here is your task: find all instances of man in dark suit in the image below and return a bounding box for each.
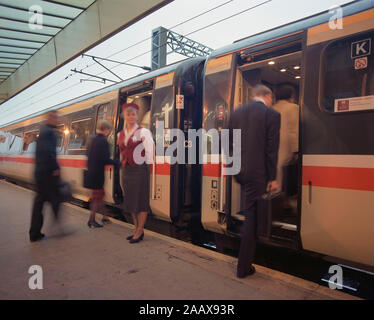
[227,84,280,278]
[29,110,61,242]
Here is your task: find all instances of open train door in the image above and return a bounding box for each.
[149,58,205,225]
[149,72,174,222]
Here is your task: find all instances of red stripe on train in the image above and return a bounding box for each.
[0,156,170,175]
[150,163,170,176]
[203,163,221,178]
[0,156,34,164]
[302,166,374,191]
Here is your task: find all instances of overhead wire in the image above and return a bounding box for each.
[0,73,76,118]
[0,0,235,118]
[1,0,272,124]
[87,0,272,78]
[77,0,235,74]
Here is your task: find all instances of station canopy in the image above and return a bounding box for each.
[0,0,172,103]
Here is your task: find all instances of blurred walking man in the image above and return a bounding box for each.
[227,85,280,278]
[29,110,60,242]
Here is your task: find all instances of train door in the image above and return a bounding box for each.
[202,33,305,248]
[171,58,205,237]
[149,73,174,222]
[202,54,235,234]
[95,102,116,204]
[232,39,303,247]
[301,15,374,269]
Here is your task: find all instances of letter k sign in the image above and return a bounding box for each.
[351,39,372,59]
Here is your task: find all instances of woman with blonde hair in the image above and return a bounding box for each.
[118,103,154,243]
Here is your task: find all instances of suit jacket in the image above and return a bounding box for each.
[34,124,60,181]
[228,100,280,186]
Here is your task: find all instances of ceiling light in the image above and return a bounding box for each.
[280,68,287,72]
[268,61,275,65]
[135,96,139,99]
[64,129,70,135]
[148,92,152,95]
[295,76,301,79]
[294,66,301,70]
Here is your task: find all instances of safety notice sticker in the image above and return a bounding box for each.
[334,95,374,112]
[355,57,368,70]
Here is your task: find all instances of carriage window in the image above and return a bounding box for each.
[97,103,114,157]
[8,131,23,153]
[322,32,374,113]
[96,103,113,126]
[68,119,91,150]
[56,125,64,149]
[23,130,39,152]
[0,133,6,144]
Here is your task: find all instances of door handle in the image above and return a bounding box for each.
[308,181,312,204]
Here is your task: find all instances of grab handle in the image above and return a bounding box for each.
[152,150,156,200]
[308,181,312,204]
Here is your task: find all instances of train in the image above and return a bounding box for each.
[1,0,373,272]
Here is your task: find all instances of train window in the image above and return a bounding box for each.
[68,118,91,150]
[96,103,114,157]
[203,55,233,135]
[23,130,39,152]
[55,125,65,149]
[150,74,174,151]
[322,31,374,113]
[0,133,6,144]
[0,132,8,154]
[8,131,23,153]
[96,103,113,126]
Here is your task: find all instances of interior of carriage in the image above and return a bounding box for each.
[235,48,302,237]
[118,83,153,132]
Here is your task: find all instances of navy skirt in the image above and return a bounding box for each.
[122,163,150,214]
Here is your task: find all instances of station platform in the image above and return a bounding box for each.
[0,179,358,300]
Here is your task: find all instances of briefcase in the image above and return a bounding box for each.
[58,179,72,202]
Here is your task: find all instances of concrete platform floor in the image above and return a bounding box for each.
[0,180,358,300]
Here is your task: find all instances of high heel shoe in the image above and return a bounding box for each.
[126,235,134,240]
[87,221,103,228]
[129,232,144,243]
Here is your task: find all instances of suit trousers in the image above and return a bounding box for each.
[237,181,265,277]
[29,175,60,238]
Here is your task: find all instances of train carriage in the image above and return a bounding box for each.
[201,0,374,271]
[0,0,373,273]
[0,57,205,229]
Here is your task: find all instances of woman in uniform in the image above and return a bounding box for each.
[118,103,154,243]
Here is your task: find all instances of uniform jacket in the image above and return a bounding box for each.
[118,126,146,167]
[228,100,281,186]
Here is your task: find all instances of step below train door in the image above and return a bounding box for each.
[149,72,175,222]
